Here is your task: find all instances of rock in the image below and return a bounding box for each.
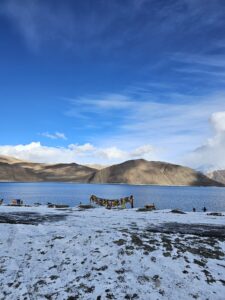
[170,209,186,214]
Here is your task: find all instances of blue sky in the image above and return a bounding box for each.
[1,0,225,169]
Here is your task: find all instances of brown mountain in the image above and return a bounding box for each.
[0,155,223,186]
[89,159,223,186]
[207,170,225,185]
[0,155,96,182]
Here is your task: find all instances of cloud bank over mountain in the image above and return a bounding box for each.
[185,111,225,171]
[0,142,155,164]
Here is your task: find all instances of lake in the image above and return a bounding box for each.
[1,182,225,211]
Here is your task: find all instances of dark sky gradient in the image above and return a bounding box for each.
[0,0,225,167]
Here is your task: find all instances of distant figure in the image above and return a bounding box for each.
[193,207,196,212]
[130,195,134,208]
[203,206,207,212]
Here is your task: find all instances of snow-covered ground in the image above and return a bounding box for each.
[0,206,225,300]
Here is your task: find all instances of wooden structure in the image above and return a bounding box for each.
[145,203,156,210]
[90,195,134,209]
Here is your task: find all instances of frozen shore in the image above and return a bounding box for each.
[0,206,225,300]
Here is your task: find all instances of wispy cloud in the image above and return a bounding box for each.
[40,132,67,140]
[65,86,225,165]
[172,53,225,68]
[171,51,225,89]
[1,0,225,54]
[0,0,76,50]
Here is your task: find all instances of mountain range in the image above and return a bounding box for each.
[0,155,223,187]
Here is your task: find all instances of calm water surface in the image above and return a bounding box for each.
[0,182,225,212]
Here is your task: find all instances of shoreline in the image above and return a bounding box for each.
[0,180,224,188]
[0,206,224,299]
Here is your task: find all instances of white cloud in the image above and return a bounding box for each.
[184,111,225,171]
[41,132,67,140]
[0,142,155,164]
[68,143,95,152]
[130,145,155,157]
[211,111,225,132]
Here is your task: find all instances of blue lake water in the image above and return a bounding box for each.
[1,182,225,212]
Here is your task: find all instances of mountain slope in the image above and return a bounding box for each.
[207,170,225,185]
[89,159,223,186]
[0,155,96,182]
[0,161,41,182]
[0,155,26,164]
[37,163,96,182]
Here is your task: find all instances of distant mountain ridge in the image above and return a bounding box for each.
[0,155,223,186]
[0,155,95,182]
[207,170,225,185]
